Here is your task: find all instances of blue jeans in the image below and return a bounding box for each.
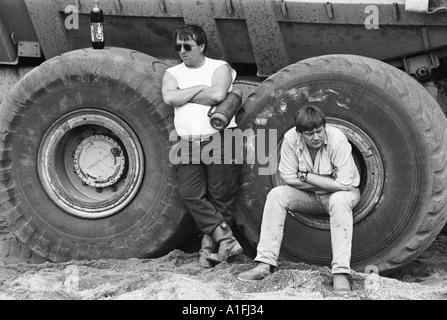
[255,185,361,274]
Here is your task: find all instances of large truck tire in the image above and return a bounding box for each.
[0,66,33,239]
[0,47,194,262]
[235,54,447,274]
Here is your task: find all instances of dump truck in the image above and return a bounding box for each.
[1,0,447,274]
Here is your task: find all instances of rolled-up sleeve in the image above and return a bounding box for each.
[279,136,299,183]
[331,139,360,190]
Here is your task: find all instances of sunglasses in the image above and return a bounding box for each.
[174,43,194,52]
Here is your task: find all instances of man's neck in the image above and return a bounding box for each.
[186,56,206,69]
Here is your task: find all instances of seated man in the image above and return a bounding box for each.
[237,105,361,294]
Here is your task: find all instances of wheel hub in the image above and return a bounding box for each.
[73,135,125,188]
[38,109,144,219]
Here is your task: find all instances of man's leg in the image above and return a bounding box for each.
[199,130,243,265]
[205,162,240,227]
[319,188,361,293]
[176,164,225,234]
[205,162,243,264]
[238,185,323,282]
[319,188,361,275]
[255,185,324,267]
[205,128,240,227]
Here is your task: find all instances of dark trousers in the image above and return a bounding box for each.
[173,130,240,234]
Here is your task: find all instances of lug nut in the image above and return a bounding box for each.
[415,67,431,81]
[95,187,103,193]
[111,148,120,155]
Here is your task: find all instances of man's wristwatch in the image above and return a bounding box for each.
[298,171,308,182]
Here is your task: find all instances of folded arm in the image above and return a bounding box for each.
[161,72,206,106]
[279,135,353,193]
[282,173,344,193]
[162,64,233,107]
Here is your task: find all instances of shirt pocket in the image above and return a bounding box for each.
[318,162,333,175]
[298,157,308,173]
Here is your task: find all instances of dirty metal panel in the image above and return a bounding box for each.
[24,0,76,59]
[59,0,242,62]
[216,19,255,65]
[277,1,447,25]
[280,22,447,63]
[241,0,290,77]
[58,0,184,17]
[67,14,184,62]
[59,0,245,19]
[208,0,245,19]
[0,0,39,43]
[0,15,17,64]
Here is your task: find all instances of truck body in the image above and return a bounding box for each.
[2,0,447,86]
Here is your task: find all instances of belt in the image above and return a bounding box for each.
[190,137,206,142]
[191,138,205,145]
[181,137,207,146]
[185,135,212,143]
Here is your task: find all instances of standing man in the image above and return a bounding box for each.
[162,24,243,268]
[237,105,361,294]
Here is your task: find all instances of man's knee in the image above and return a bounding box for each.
[266,186,290,202]
[327,191,356,214]
[179,186,203,201]
[266,185,303,210]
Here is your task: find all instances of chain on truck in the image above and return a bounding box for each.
[1,0,447,274]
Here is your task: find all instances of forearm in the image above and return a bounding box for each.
[189,86,227,106]
[190,64,232,105]
[162,85,207,106]
[306,173,344,193]
[284,173,344,193]
[283,178,321,192]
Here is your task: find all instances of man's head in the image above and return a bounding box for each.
[173,24,207,67]
[295,105,327,150]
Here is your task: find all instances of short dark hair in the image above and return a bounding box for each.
[174,24,208,53]
[295,105,326,133]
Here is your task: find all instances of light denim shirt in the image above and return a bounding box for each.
[279,125,360,193]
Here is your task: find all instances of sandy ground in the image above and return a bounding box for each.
[0,234,447,301]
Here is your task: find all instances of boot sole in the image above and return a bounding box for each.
[236,275,264,283]
[199,262,215,268]
[231,247,244,257]
[206,247,244,264]
[199,258,215,268]
[333,289,352,294]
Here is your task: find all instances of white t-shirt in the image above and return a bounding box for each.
[166,57,237,138]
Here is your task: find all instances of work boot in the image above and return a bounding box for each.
[237,262,277,282]
[198,234,217,268]
[206,222,243,264]
[332,273,352,294]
